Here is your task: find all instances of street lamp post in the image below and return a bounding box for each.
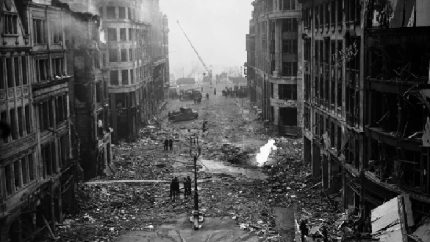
[189,134,202,230]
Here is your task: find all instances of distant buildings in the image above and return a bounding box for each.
[0,0,169,240]
[246,0,303,136]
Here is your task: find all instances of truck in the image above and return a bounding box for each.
[168,107,199,122]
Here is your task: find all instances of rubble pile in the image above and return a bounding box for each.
[220,143,251,164]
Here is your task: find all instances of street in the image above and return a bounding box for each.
[57,82,337,242]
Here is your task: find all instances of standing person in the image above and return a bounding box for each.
[173,177,180,200]
[169,178,176,202]
[164,138,169,151]
[299,219,309,242]
[168,138,173,151]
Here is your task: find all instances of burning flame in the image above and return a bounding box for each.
[256,139,277,167]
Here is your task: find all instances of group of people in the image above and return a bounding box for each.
[163,138,174,151]
[169,176,192,202]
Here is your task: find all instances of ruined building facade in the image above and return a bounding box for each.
[246,0,303,136]
[300,0,430,225]
[0,0,76,240]
[96,0,169,142]
[0,0,169,240]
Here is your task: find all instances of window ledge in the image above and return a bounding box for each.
[2,33,19,37]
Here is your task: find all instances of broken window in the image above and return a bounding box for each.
[130,69,134,84]
[120,28,126,41]
[14,161,21,189]
[5,164,13,195]
[119,7,126,19]
[325,3,330,26]
[0,58,4,90]
[33,18,46,44]
[39,100,53,131]
[1,111,7,143]
[36,58,49,82]
[279,84,297,100]
[109,49,118,62]
[59,134,69,168]
[51,20,62,43]
[110,70,119,85]
[6,58,13,88]
[42,142,56,177]
[17,107,23,137]
[337,0,343,24]
[14,57,20,86]
[10,108,17,140]
[121,49,127,62]
[25,105,31,134]
[121,70,129,85]
[4,13,17,35]
[28,154,35,181]
[96,82,102,103]
[107,28,117,41]
[279,107,297,126]
[52,57,64,77]
[330,0,336,26]
[281,0,295,10]
[56,95,66,124]
[21,157,28,185]
[106,6,116,19]
[22,56,27,85]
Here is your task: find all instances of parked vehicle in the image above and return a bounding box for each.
[168,107,199,122]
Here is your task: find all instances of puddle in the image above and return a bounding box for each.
[199,159,267,180]
[255,139,277,167]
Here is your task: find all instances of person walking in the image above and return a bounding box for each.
[168,138,173,151]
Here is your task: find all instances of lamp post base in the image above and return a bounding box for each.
[189,210,204,230]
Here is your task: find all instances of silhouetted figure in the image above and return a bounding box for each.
[300,220,309,242]
[168,139,173,151]
[164,139,169,151]
[170,177,180,202]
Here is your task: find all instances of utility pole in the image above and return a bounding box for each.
[189,134,203,229]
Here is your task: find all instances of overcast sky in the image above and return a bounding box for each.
[159,0,253,79]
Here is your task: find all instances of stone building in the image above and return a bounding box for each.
[246,0,303,136]
[300,0,430,227]
[96,0,169,142]
[0,0,76,240]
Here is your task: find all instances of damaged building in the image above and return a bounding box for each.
[0,0,170,241]
[300,0,430,235]
[0,0,75,240]
[96,0,169,142]
[246,0,303,136]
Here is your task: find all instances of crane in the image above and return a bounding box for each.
[176,20,212,83]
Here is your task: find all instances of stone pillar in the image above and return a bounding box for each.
[273,20,281,77]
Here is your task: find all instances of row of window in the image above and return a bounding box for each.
[2,153,36,197]
[110,69,136,86]
[35,57,65,83]
[32,18,63,45]
[303,0,361,30]
[0,56,28,90]
[0,105,32,143]
[38,94,68,132]
[109,48,136,62]
[101,6,135,20]
[107,27,138,42]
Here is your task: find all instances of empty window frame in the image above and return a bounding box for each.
[5,164,13,195]
[118,7,126,19]
[33,18,46,44]
[52,57,64,77]
[41,142,56,177]
[1,111,7,143]
[106,6,116,19]
[25,105,31,134]
[17,106,23,137]
[121,70,128,85]
[281,0,295,10]
[282,62,298,76]
[109,49,118,62]
[4,13,18,35]
[56,95,67,124]
[6,58,13,88]
[22,56,27,85]
[120,28,126,41]
[14,57,20,86]
[0,58,4,90]
[282,39,298,54]
[36,58,49,82]
[39,100,53,131]
[278,84,297,100]
[51,20,62,43]
[110,70,119,85]
[120,49,127,62]
[59,134,69,168]
[129,49,133,61]
[9,108,17,140]
[130,69,134,84]
[107,28,117,41]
